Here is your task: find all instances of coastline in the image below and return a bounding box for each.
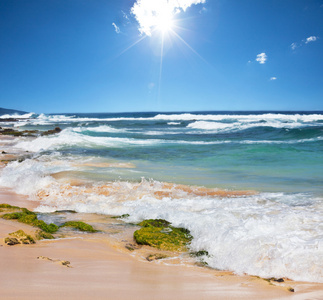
[1,186,323,299]
[1,123,323,299]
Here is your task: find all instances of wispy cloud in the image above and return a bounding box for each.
[112,22,120,34]
[131,0,206,36]
[270,77,277,81]
[256,53,267,64]
[291,35,319,50]
[305,36,318,44]
[122,10,130,21]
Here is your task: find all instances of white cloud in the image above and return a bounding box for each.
[270,77,277,81]
[291,36,319,50]
[112,22,120,34]
[131,0,206,36]
[256,52,267,64]
[305,36,318,44]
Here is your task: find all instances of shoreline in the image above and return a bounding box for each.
[1,135,323,299]
[1,188,323,299]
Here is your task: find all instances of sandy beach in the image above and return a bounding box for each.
[0,188,322,300]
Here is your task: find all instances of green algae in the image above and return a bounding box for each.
[60,221,97,233]
[138,219,171,228]
[146,253,168,261]
[35,230,55,240]
[134,219,192,252]
[111,214,130,219]
[0,204,20,209]
[2,207,58,234]
[0,127,61,137]
[5,229,35,245]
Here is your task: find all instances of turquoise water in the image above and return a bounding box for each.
[1,111,323,282]
[9,111,323,193]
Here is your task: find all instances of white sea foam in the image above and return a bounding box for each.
[0,112,35,119]
[0,159,56,197]
[14,112,323,127]
[13,129,163,152]
[154,113,323,123]
[31,176,323,283]
[187,120,317,132]
[73,125,126,133]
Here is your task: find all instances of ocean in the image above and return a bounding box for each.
[0,111,322,282]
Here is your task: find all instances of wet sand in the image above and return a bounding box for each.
[1,189,323,300]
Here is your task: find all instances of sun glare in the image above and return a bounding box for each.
[155,12,174,34]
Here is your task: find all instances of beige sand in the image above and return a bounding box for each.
[0,189,323,300]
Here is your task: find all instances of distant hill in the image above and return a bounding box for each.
[0,107,28,116]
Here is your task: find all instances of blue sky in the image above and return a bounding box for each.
[0,0,322,113]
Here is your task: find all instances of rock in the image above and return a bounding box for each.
[0,118,18,122]
[4,230,35,245]
[60,221,97,233]
[41,127,62,136]
[60,261,71,267]
[2,208,59,234]
[5,237,20,246]
[0,128,37,137]
[134,219,192,252]
[146,254,168,262]
[35,230,55,240]
[125,243,140,251]
[190,250,209,257]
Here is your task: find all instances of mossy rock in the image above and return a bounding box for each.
[0,203,21,210]
[5,230,35,245]
[111,214,130,219]
[146,253,168,261]
[60,221,97,233]
[134,219,192,252]
[138,219,171,228]
[5,237,20,245]
[35,230,55,240]
[41,127,62,136]
[2,208,59,234]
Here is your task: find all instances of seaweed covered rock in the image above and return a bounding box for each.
[0,128,38,137]
[146,253,168,262]
[134,219,192,252]
[0,204,20,210]
[35,230,55,240]
[5,230,35,245]
[41,127,62,136]
[0,127,61,137]
[2,207,58,233]
[60,221,97,233]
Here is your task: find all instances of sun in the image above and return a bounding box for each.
[153,6,174,34]
[155,12,174,34]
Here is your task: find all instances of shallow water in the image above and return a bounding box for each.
[0,111,322,282]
